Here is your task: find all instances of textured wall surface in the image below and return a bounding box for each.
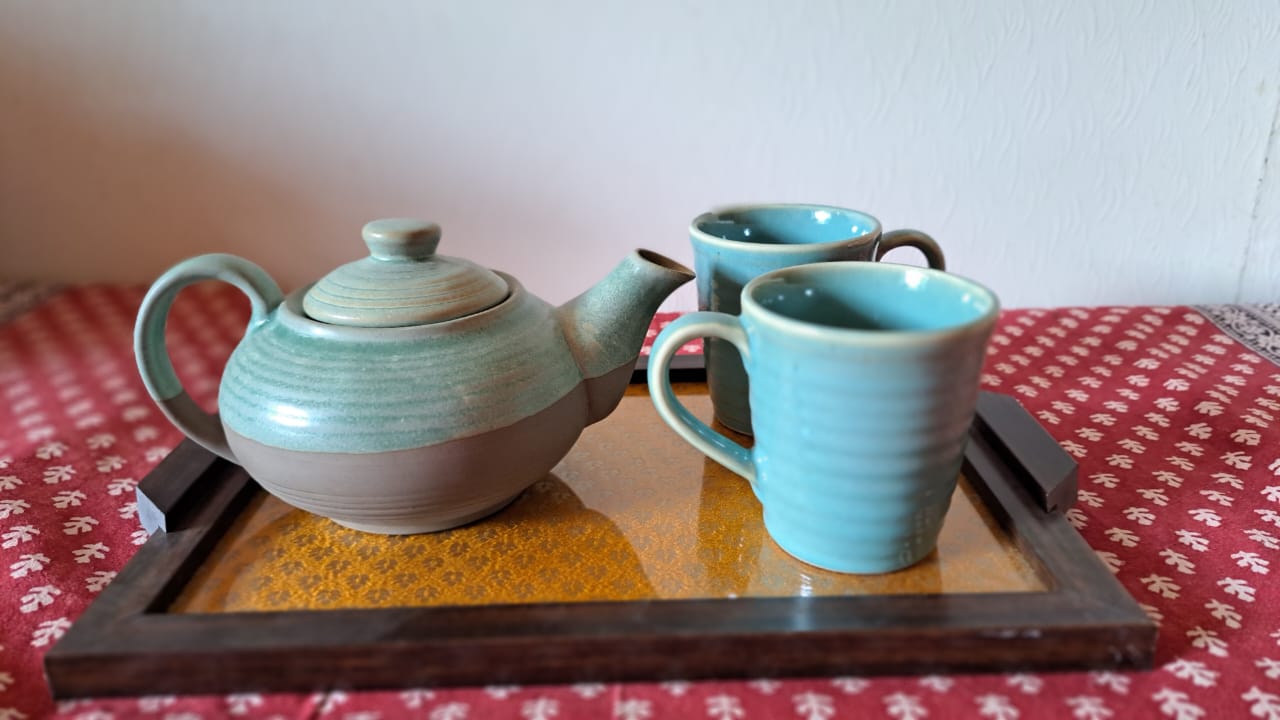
[1,1,1277,309]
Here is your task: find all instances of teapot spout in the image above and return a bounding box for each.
[556,250,694,424]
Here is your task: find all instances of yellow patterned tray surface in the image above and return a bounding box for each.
[173,387,1043,612]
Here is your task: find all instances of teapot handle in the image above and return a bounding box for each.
[134,254,284,463]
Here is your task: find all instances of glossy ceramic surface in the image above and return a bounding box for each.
[171,391,1041,612]
[690,203,946,434]
[134,220,693,533]
[649,262,998,574]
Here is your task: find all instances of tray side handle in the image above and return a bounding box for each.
[974,391,1079,513]
[136,439,222,534]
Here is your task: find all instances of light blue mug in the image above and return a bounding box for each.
[690,203,946,435]
[648,261,998,574]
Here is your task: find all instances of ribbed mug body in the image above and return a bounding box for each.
[745,304,992,572]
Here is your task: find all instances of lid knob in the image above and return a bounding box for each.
[362,218,441,262]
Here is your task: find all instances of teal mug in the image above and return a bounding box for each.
[690,203,946,435]
[648,261,998,574]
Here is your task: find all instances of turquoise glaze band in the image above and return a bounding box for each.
[136,249,693,460]
[133,255,585,459]
[215,283,583,454]
[649,261,998,574]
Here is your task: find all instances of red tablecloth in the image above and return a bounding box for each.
[1,283,1279,719]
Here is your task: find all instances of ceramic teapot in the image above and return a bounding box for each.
[135,218,693,534]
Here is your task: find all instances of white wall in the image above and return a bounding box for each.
[1,1,1277,310]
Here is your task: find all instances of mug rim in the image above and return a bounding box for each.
[741,261,1000,346]
[689,203,883,253]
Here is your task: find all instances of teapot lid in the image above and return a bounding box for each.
[302,218,509,327]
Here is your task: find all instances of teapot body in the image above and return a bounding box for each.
[134,220,694,534]
[219,274,592,533]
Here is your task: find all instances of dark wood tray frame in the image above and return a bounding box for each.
[45,365,1155,699]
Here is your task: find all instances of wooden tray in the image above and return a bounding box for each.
[45,372,1155,698]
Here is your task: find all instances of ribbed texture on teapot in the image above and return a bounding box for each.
[220,276,584,454]
[302,218,509,327]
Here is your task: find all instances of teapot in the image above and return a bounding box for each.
[135,218,693,534]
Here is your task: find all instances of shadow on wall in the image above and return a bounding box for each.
[0,30,344,288]
[0,16,611,301]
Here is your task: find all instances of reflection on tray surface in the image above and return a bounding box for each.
[172,393,1043,613]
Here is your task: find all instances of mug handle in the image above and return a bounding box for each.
[877,229,946,270]
[647,312,755,484]
[134,253,284,463]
